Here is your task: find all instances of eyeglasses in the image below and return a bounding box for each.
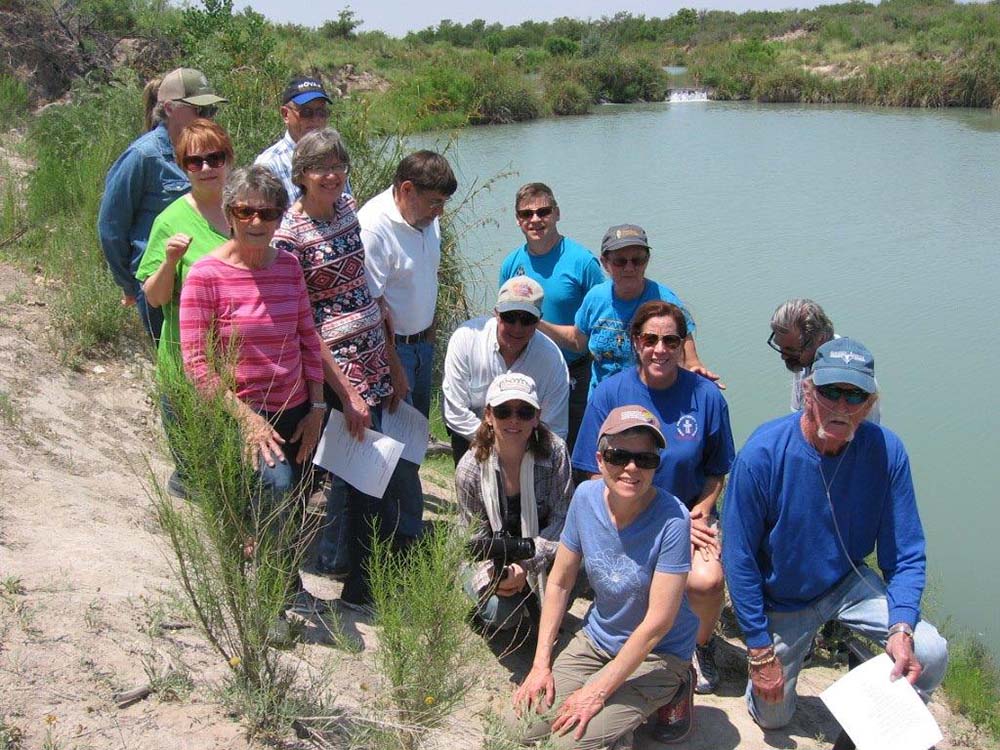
[307,163,350,176]
[516,206,555,221]
[815,384,870,405]
[636,332,683,350]
[182,151,227,172]
[499,310,539,326]
[767,331,807,357]
[606,253,649,269]
[229,205,284,222]
[291,105,329,119]
[601,447,661,470]
[492,403,538,421]
[417,190,450,210]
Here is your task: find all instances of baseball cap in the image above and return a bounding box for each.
[496,276,543,319]
[486,373,540,409]
[282,77,333,106]
[157,68,226,106]
[599,405,666,449]
[601,224,651,255]
[811,338,877,393]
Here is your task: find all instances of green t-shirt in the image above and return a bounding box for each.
[137,195,227,371]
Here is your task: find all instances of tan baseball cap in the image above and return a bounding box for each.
[599,405,666,449]
[157,68,227,106]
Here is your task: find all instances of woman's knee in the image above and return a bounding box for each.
[686,557,725,597]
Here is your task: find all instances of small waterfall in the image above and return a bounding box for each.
[667,88,709,103]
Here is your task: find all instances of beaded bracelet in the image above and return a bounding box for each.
[748,646,777,668]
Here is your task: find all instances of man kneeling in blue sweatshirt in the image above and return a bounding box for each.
[722,337,948,729]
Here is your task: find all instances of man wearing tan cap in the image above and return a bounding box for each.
[442,276,570,464]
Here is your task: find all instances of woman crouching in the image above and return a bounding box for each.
[509,406,698,748]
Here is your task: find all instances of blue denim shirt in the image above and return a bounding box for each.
[97,123,190,297]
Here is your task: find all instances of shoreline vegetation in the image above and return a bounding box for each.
[0,0,998,743]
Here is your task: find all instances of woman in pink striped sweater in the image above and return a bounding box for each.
[179,165,326,506]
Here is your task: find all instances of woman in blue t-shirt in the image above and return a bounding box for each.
[508,405,699,747]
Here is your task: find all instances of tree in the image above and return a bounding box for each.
[321,6,362,39]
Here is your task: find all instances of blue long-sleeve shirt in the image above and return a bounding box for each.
[722,412,927,649]
[97,123,189,297]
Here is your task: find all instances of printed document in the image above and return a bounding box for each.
[381,401,429,465]
[314,409,403,497]
[820,652,942,750]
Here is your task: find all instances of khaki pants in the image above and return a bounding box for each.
[505,630,689,750]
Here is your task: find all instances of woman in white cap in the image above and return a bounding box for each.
[510,405,698,748]
[455,373,573,635]
[98,67,226,342]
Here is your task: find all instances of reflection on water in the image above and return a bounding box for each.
[412,102,1000,654]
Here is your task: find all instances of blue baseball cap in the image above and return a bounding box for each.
[811,338,877,393]
[281,77,332,106]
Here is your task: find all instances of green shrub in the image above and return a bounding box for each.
[944,634,1000,740]
[470,62,543,124]
[752,66,834,103]
[544,36,580,57]
[580,53,669,102]
[546,79,593,115]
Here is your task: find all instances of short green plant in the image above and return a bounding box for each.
[0,716,24,750]
[367,524,480,748]
[943,633,1000,740]
[0,76,29,129]
[0,394,18,429]
[0,576,24,597]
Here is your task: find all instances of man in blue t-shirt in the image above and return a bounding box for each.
[499,183,605,450]
[722,338,947,730]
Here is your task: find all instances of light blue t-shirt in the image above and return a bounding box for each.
[574,279,695,395]
[561,479,698,659]
[572,368,735,509]
[499,236,605,365]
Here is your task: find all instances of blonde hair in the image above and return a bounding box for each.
[142,77,163,132]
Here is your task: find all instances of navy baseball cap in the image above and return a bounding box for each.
[281,77,332,106]
[811,338,877,393]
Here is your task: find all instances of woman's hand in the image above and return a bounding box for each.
[496,563,528,597]
[165,233,193,263]
[550,685,606,740]
[513,664,555,716]
[343,390,372,442]
[292,406,326,464]
[242,411,286,468]
[689,510,721,562]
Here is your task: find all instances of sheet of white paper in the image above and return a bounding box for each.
[313,409,403,498]
[820,652,942,750]
[381,401,429,465]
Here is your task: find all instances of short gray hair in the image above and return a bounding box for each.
[223,165,289,216]
[770,298,834,346]
[291,128,351,191]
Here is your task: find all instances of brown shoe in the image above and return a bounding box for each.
[650,665,694,744]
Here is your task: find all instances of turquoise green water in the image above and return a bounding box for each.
[416,101,1000,656]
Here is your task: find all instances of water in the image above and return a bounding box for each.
[414,101,1000,656]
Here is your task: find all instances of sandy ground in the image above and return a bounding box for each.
[0,262,991,750]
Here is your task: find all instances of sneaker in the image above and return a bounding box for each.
[288,590,328,618]
[338,597,375,619]
[167,470,187,499]
[650,666,694,744]
[314,555,350,581]
[693,639,719,694]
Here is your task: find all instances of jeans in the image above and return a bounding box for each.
[254,401,309,512]
[746,566,949,729]
[395,339,434,419]
[317,403,425,602]
[566,355,592,454]
[135,285,164,346]
[462,571,535,632]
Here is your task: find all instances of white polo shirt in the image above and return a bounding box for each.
[357,186,440,336]
[442,316,570,439]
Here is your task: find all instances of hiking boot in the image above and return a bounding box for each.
[693,639,720,694]
[650,666,694,744]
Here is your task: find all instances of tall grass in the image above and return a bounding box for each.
[944,634,1000,741]
[0,75,29,129]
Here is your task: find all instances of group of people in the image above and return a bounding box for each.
[98,66,948,749]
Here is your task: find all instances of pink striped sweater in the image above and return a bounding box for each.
[179,251,324,413]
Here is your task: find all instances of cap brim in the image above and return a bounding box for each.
[812,366,877,393]
[496,302,541,319]
[181,94,228,106]
[290,91,332,105]
[602,239,651,255]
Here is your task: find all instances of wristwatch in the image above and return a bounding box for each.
[887,622,914,639]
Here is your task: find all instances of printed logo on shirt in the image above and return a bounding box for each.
[588,550,642,595]
[514,266,526,277]
[676,414,699,440]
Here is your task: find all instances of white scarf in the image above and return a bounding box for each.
[479,448,546,600]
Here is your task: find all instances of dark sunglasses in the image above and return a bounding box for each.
[492,403,538,421]
[606,253,649,268]
[815,384,870,405]
[636,332,683,350]
[229,205,283,222]
[499,310,539,326]
[601,447,661,470]
[182,151,227,172]
[516,206,555,220]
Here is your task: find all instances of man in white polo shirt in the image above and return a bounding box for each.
[358,150,457,418]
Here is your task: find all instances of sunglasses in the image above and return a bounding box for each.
[492,403,538,421]
[308,163,350,176]
[499,310,539,326]
[182,150,227,172]
[637,332,683,350]
[229,205,284,222]
[601,447,661,470]
[606,253,649,268]
[292,105,329,119]
[516,206,555,220]
[815,384,870,405]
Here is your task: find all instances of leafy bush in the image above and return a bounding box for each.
[546,79,592,115]
[579,53,669,102]
[0,76,29,128]
[544,36,580,57]
[470,62,543,124]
